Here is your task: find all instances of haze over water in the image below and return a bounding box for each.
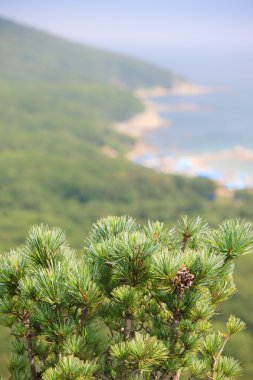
[142,47,253,189]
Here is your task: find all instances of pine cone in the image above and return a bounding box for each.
[174,265,195,296]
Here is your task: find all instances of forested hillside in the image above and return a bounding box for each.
[0,17,179,88]
[0,17,253,378]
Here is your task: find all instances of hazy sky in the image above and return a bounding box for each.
[1,0,253,84]
[1,0,253,53]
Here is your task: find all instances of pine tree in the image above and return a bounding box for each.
[0,216,252,379]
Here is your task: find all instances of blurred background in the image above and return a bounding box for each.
[0,0,253,378]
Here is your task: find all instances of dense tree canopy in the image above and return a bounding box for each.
[0,216,252,379]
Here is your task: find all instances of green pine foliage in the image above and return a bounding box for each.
[0,216,252,379]
[1,17,253,379]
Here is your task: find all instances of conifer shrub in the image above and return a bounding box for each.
[0,215,252,379]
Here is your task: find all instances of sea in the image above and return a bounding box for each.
[137,47,253,189]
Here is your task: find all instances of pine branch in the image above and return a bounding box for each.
[124,314,132,340]
[20,311,41,380]
[170,370,182,380]
[210,334,230,379]
[182,233,190,252]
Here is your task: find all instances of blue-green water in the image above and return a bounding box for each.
[149,87,253,154]
[142,48,253,188]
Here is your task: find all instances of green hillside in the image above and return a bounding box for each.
[0,17,253,378]
[0,17,179,88]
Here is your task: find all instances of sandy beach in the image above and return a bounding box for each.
[113,81,253,190]
[115,80,218,140]
[114,80,217,161]
[135,80,217,99]
[115,102,170,139]
[114,98,167,161]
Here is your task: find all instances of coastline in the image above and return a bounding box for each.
[114,80,217,164]
[114,95,169,161]
[135,80,217,98]
[114,81,253,190]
